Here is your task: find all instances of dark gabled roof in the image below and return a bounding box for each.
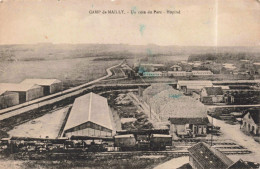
[203,87,223,95]
[228,159,260,169]
[243,109,260,126]
[169,117,209,125]
[188,142,233,169]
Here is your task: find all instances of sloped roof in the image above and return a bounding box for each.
[162,97,207,118]
[228,159,260,169]
[203,87,223,95]
[149,88,183,112]
[178,80,213,86]
[63,92,113,132]
[188,142,233,169]
[0,83,41,92]
[21,79,61,86]
[169,117,209,125]
[244,109,260,126]
[143,84,172,101]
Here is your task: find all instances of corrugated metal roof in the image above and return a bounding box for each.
[21,79,61,86]
[63,92,113,132]
[0,83,41,92]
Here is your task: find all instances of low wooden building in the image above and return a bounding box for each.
[191,70,213,76]
[200,87,224,104]
[241,109,260,136]
[143,71,162,77]
[224,90,260,105]
[21,79,62,95]
[0,90,19,109]
[0,83,44,103]
[188,142,234,169]
[169,117,209,137]
[177,80,213,95]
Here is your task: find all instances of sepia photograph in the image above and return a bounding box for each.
[0,0,260,168]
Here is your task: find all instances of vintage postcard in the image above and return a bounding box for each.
[0,0,260,168]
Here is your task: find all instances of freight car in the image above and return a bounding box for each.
[114,134,136,151]
[114,133,172,151]
[150,134,172,150]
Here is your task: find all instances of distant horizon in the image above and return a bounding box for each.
[0,42,259,48]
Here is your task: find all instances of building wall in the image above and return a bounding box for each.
[242,113,260,135]
[211,95,223,103]
[64,121,112,137]
[0,92,19,109]
[50,82,63,94]
[170,123,207,137]
[189,156,204,169]
[143,72,162,77]
[26,87,44,101]
[192,125,207,135]
[65,127,112,137]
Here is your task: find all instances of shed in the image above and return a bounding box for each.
[63,92,114,137]
[168,117,209,137]
[241,109,260,135]
[200,87,224,103]
[188,142,233,169]
[164,96,208,137]
[0,90,19,109]
[21,78,62,95]
[0,83,44,103]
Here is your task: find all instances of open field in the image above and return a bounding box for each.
[0,58,121,88]
[8,106,70,138]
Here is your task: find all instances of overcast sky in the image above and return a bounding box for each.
[0,0,259,46]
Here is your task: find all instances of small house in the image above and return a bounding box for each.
[169,117,209,137]
[177,81,213,95]
[200,87,224,104]
[241,109,260,135]
[21,79,62,95]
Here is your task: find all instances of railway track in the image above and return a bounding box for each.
[23,148,252,160]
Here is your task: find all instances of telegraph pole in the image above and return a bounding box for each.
[211,116,213,146]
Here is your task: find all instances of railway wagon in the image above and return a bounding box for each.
[114,134,136,151]
[150,134,172,150]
